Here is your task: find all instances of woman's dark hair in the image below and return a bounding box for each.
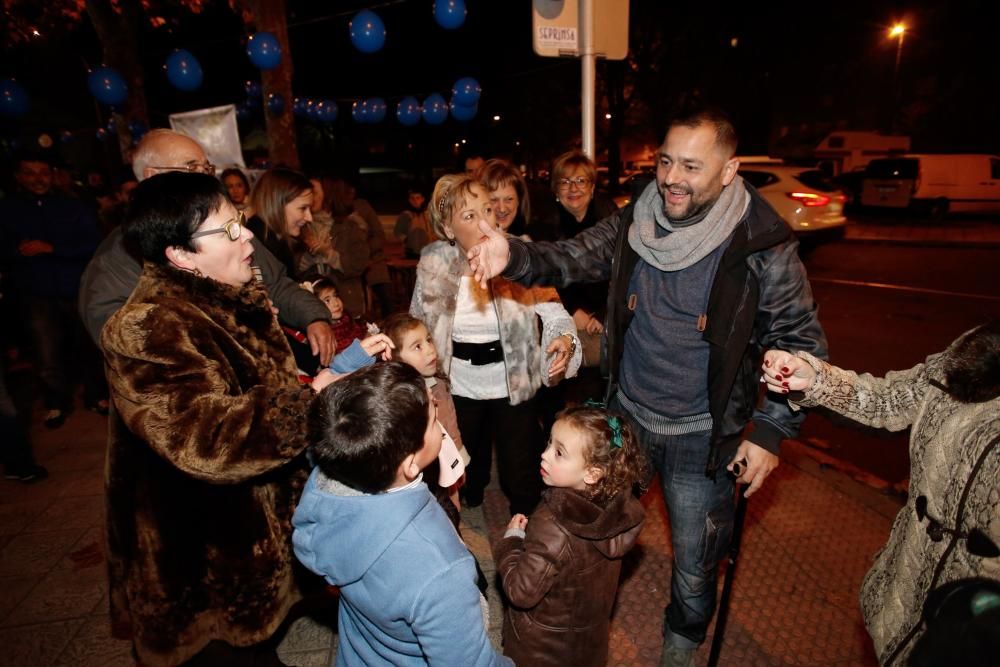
[943,319,1000,403]
[124,172,227,264]
[310,362,430,493]
[220,167,250,191]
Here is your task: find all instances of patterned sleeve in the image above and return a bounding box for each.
[791,350,934,432]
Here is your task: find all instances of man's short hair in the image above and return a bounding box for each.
[668,106,739,157]
[123,172,227,264]
[310,362,429,493]
[131,129,197,180]
[13,150,54,170]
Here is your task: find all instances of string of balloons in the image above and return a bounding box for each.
[1,2,477,130]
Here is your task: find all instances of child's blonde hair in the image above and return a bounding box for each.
[556,405,647,505]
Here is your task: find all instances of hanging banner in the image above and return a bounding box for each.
[168,104,245,169]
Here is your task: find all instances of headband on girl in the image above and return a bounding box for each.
[583,399,624,449]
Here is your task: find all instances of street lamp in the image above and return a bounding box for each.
[888,23,906,133]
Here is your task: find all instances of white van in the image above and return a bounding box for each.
[861,154,1000,216]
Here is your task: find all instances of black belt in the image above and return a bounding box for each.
[452,340,504,366]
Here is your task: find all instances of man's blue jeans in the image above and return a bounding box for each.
[613,400,736,648]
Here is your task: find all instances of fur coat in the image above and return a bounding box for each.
[410,240,581,405]
[101,263,316,666]
[792,335,1000,665]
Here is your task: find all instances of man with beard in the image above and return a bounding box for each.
[467,107,828,666]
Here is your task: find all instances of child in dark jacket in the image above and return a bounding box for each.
[494,405,647,667]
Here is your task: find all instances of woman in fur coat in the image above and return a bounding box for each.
[100,173,337,666]
[761,321,1000,665]
[410,173,582,516]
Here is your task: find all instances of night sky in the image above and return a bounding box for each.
[2,0,997,178]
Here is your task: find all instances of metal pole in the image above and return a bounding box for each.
[707,488,749,667]
[580,0,596,159]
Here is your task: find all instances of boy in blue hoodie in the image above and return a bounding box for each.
[293,362,511,667]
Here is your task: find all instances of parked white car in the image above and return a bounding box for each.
[860,154,1000,217]
[738,163,847,235]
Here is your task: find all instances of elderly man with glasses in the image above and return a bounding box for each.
[79,129,336,364]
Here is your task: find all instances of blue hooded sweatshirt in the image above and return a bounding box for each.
[292,468,511,667]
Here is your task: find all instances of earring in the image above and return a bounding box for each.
[448,239,456,246]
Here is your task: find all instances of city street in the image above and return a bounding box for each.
[796,215,1000,486]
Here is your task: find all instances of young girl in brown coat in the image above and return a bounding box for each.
[494,405,647,667]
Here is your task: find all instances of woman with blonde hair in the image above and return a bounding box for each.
[246,167,314,277]
[410,173,582,514]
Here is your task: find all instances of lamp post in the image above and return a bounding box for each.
[889,23,906,133]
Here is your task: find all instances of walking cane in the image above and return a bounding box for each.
[707,482,750,667]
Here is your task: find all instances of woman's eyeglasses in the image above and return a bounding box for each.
[191,211,246,242]
[557,176,591,190]
[915,495,999,558]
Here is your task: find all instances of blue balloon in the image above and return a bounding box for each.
[128,119,147,140]
[350,10,386,54]
[451,77,481,107]
[396,96,421,126]
[352,99,370,123]
[293,97,307,117]
[164,49,203,92]
[306,100,319,120]
[247,32,282,70]
[105,118,118,135]
[0,79,29,118]
[450,100,477,122]
[96,128,109,141]
[236,102,253,120]
[245,80,262,99]
[422,93,448,125]
[60,130,74,144]
[266,93,285,115]
[317,100,338,123]
[88,67,128,106]
[367,97,387,123]
[434,0,467,30]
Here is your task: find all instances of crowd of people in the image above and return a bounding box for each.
[0,106,996,667]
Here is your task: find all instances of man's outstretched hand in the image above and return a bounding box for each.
[467,220,511,289]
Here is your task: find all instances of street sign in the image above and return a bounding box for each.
[532,0,629,60]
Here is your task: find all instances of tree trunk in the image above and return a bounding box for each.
[85,0,148,162]
[245,0,299,169]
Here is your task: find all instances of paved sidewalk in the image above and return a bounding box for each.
[0,404,900,666]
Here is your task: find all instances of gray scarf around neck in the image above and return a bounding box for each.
[628,175,750,271]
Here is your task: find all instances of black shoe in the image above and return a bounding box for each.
[4,464,48,483]
[43,409,66,429]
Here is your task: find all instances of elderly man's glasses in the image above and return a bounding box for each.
[557,176,591,190]
[148,161,216,175]
[915,495,999,558]
[191,211,246,242]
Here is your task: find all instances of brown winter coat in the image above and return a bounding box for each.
[494,487,645,667]
[101,263,316,666]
